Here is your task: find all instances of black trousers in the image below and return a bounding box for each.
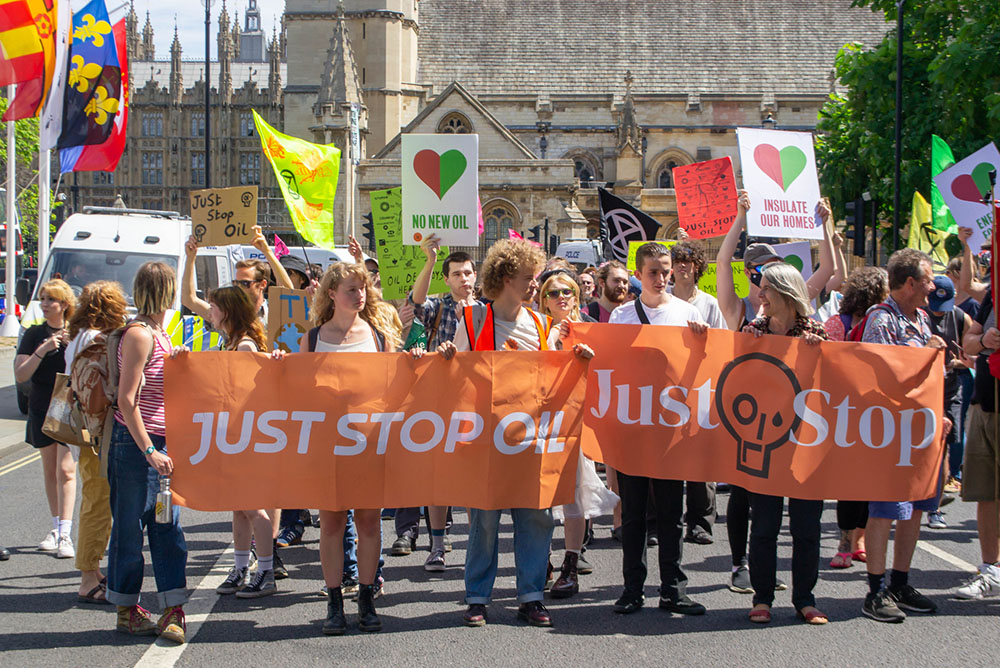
[748,493,823,609]
[395,507,453,538]
[727,485,750,566]
[835,501,868,532]
[685,482,717,534]
[617,471,687,600]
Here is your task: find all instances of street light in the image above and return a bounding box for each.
[892,0,905,252]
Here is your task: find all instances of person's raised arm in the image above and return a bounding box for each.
[252,225,292,289]
[825,228,847,294]
[717,189,749,330]
[806,198,835,301]
[958,226,989,302]
[411,234,441,306]
[182,236,211,320]
[348,235,364,265]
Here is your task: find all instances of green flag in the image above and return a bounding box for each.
[253,109,341,250]
[931,134,958,233]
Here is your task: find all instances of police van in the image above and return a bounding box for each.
[14,206,232,412]
[555,239,604,271]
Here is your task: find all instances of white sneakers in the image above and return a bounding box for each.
[38,530,75,558]
[38,529,59,552]
[955,567,1000,600]
[56,535,75,559]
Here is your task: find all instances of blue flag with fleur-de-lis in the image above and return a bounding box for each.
[57,0,121,149]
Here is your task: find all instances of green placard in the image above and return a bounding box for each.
[371,187,449,300]
[626,240,749,298]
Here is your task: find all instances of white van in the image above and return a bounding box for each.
[239,245,369,273]
[555,239,604,270]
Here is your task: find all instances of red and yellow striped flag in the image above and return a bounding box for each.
[0,0,60,120]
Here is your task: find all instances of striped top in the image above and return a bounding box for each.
[114,326,172,437]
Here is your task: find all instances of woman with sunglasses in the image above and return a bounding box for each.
[538,271,617,598]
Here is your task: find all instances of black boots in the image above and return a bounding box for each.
[322,586,346,635]
[357,584,382,633]
[550,552,580,598]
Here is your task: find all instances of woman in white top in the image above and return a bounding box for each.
[297,262,405,636]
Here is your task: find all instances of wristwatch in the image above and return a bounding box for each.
[144,445,156,456]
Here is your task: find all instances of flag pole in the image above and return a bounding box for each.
[2,84,21,336]
[38,150,50,271]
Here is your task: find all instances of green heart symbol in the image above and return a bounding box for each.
[971,162,994,199]
[783,253,804,272]
[779,146,807,192]
[439,150,467,199]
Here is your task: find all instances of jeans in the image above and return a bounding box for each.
[617,472,687,600]
[465,508,553,604]
[748,493,822,609]
[956,370,974,480]
[341,510,383,581]
[106,422,188,608]
[75,444,111,573]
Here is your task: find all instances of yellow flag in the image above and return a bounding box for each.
[253,110,341,250]
[907,191,949,271]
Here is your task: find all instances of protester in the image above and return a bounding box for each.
[579,268,597,305]
[292,261,404,635]
[823,266,889,569]
[859,248,946,623]
[14,279,77,560]
[957,227,990,304]
[954,269,1000,600]
[202,286,279,599]
[437,238,594,628]
[714,190,833,594]
[395,235,481,572]
[65,281,128,603]
[106,262,188,643]
[669,240,725,546]
[538,270,618,597]
[945,248,980,493]
[279,254,314,291]
[924,276,972,530]
[606,242,709,617]
[742,262,829,625]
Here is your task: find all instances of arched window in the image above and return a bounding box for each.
[657,161,678,189]
[483,201,518,246]
[574,160,594,183]
[437,112,472,134]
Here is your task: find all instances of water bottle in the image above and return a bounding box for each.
[155,476,173,524]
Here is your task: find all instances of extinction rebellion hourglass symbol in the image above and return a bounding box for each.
[715,353,803,479]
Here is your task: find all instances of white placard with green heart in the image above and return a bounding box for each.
[401,134,480,246]
[737,127,824,241]
[932,141,1000,252]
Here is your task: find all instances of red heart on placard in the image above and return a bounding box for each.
[753,144,784,190]
[951,174,985,204]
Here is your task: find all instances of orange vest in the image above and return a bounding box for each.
[464,304,552,351]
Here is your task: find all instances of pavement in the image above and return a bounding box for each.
[0,349,998,667]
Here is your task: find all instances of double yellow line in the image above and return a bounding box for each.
[0,451,40,477]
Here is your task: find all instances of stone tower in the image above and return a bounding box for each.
[267,26,282,104]
[217,1,234,106]
[141,11,154,60]
[125,1,139,89]
[169,25,183,106]
[238,0,267,63]
[283,0,422,154]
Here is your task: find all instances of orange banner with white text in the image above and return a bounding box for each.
[570,323,945,502]
[165,351,585,511]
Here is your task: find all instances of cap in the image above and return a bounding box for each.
[928,275,955,312]
[743,243,783,268]
[279,254,310,279]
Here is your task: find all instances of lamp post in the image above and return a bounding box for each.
[202,0,214,188]
[892,0,905,252]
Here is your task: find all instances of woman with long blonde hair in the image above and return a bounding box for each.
[299,262,402,634]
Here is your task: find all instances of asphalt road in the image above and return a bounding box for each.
[1,348,998,667]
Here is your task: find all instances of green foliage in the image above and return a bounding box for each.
[816,1,1000,235]
[0,96,44,261]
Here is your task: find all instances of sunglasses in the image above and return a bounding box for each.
[232,279,255,289]
[545,288,574,299]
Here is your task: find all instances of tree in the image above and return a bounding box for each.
[815,1,1000,232]
[0,96,44,262]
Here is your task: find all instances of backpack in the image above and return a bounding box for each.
[69,321,154,475]
[846,303,894,342]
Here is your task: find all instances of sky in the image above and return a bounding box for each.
[75,0,288,60]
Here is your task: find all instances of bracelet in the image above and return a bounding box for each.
[981,333,988,348]
[33,351,44,359]
[144,445,155,456]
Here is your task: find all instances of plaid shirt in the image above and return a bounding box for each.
[407,292,483,350]
[860,295,931,348]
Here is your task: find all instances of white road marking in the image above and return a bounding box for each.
[133,544,234,668]
[916,540,978,574]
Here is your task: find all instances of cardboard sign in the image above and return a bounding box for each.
[266,288,312,353]
[190,185,259,246]
[737,128,823,240]
[401,134,480,246]
[371,188,450,301]
[166,351,585,511]
[626,241,749,298]
[933,141,1000,251]
[673,157,738,239]
[570,323,944,501]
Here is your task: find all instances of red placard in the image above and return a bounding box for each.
[673,157,738,239]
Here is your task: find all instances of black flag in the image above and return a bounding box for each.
[598,188,662,263]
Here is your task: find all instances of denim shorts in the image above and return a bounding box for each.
[868,497,937,521]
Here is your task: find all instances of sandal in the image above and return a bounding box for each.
[796,607,829,625]
[851,549,867,563]
[829,552,853,569]
[748,605,771,624]
[78,584,111,605]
